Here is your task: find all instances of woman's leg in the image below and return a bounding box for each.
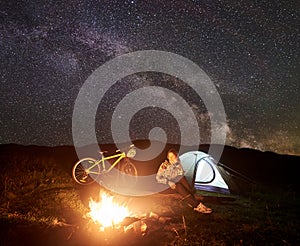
[178,176,194,193]
[177,176,204,201]
[175,182,198,207]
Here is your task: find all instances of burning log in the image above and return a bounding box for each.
[124,219,147,236]
[148,211,172,224]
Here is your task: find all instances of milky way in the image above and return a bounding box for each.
[1,0,299,155]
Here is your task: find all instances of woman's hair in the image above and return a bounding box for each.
[167,148,179,157]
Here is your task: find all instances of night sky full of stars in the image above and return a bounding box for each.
[1,0,299,155]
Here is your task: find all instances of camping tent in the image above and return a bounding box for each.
[179,151,253,194]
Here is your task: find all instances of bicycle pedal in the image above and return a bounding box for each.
[80,176,88,182]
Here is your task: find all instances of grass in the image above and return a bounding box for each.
[177,188,299,246]
[0,153,299,246]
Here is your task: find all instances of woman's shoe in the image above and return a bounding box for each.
[194,202,212,214]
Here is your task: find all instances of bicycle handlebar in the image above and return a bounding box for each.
[117,144,135,153]
[98,150,108,155]
[98,144,135,154]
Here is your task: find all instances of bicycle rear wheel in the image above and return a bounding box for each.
[120,158,138,188]
[72,158,100,185]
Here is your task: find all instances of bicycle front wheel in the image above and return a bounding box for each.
[72,158,100,185]
[120,158,138,188]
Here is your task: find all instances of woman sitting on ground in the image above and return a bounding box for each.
[156,148,212,214]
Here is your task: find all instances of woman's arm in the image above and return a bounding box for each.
[156,161,169,184]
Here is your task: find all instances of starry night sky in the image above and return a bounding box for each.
[1,0,299,155]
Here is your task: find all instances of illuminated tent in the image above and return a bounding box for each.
[179,151,253,194]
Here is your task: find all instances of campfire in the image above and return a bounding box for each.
[81,191,184,245]
[87,191,133,231]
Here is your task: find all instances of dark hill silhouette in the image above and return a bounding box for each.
[197,144,299,186]
[0,140,299,192]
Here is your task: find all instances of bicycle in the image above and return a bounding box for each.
[72,144,137,186]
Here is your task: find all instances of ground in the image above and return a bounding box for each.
[0,144,299,245]
[0,180,237,246]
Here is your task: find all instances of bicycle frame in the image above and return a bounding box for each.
[87,151,126,175]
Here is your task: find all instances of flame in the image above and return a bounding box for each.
[87,191,132,230]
